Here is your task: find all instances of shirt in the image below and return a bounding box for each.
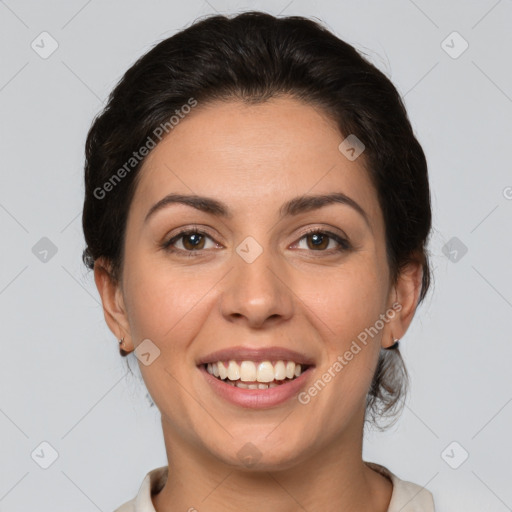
[114,461,435,511]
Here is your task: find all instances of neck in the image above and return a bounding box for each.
[152,417,392,512]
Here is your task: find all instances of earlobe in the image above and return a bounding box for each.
[93,257,132,350]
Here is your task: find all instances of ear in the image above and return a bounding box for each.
[382,258,424,349]
[94,257,133,352]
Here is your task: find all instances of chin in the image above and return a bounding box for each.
[208,435,311,473]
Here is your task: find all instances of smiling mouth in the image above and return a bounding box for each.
[202,360,310,389]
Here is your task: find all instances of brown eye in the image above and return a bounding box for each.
[293,229,351,253]
[181,232,206,250]
[163,229,218,254]
[306,232,329,250]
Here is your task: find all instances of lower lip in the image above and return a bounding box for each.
[200,365,314,409]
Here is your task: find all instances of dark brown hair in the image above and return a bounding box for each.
[82,11,432,429]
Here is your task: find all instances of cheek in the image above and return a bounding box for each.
[297,258,388,345]
[122,260,214,416]
[294,255,386,403]
[123,255,216,344]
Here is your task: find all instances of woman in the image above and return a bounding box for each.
[82,11,435,512]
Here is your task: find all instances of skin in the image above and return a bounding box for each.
[95,96,423,512]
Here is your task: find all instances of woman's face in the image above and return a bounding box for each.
[97,96,419,470]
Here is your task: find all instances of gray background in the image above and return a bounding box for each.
[1,0,511,510]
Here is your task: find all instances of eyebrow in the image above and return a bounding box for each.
[144,192,371,229]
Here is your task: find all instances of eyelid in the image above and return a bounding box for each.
[294,225,348,241]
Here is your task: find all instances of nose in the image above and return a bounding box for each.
[219,244,294,329]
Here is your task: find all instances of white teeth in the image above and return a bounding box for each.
[274,360,286,380]
[285,361,296,379]
[240,361,257,382]
[256,361,275,382]
[218,361,228,380]
[205,359,307,384]
[227,360,240,380]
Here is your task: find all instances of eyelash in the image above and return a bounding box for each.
[161,227,351,257]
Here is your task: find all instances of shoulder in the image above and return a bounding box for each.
[113,500,135,512]
[365,461,436,512]
[113,466,168,512]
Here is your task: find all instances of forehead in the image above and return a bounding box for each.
[130,96,382,230]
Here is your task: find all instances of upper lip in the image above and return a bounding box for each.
[197,346,316,366]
